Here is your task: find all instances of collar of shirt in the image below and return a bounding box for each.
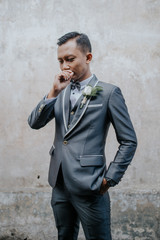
[79,74,93,90]
[70,74,93,109]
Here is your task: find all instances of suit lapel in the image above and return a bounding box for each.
[62,84,71,132]
[64,74,99,138]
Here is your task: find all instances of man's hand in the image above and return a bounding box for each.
[100,178,110,194]
[47,70,74,98]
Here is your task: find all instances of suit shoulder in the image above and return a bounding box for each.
[97,81,119,94]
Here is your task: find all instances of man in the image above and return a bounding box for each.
[28,32,137,240]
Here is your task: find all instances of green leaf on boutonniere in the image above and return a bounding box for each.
[80,85,103,108]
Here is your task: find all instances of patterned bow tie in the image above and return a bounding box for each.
[70,80,81,91]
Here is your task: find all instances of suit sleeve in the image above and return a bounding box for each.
[28,97,57,129]
[105,87,137,184]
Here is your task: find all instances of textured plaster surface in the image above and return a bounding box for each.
[0,190,160,240]
[0,0,160,239]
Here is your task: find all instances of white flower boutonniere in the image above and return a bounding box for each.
[80,85,103,109]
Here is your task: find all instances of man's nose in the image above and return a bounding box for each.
[62,62,70,70]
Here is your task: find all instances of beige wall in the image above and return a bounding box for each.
[0,0,160,239]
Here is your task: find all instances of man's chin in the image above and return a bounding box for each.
[71,75,78,82]
[71,73,84,82]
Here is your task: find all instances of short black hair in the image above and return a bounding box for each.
[57,31,92,53]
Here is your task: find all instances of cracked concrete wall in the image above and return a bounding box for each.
[0,191,160,240]
[0,0,160,239]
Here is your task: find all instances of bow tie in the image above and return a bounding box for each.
[70,80,81,91]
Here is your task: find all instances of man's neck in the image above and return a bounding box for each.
[77,70,92,82]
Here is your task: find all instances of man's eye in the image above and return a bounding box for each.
[59,60,63,64]
[68,58,74,62]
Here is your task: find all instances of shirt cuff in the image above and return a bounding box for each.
[105,177,117,187]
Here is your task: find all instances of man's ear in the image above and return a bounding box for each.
[86,53,92,63]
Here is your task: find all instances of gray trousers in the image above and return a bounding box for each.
[51,167,112,240]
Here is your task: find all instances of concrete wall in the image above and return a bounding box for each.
[0,0,160,239]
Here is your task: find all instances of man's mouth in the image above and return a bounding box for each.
[71,71,75,78]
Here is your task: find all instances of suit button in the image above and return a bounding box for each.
[38,104,44,112]
[71,111,74,115]
[68,124,70,128]
[63,140,68,145]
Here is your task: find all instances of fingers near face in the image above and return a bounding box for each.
[60,70,74,82]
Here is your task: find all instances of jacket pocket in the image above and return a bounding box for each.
[79,155,104,166]
[49,145,55,156]
[88,104,103,108]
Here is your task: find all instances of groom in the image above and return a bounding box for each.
[28,32,137,240]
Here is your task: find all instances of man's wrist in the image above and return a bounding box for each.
[105,178,117,187]
[47,88,60,98]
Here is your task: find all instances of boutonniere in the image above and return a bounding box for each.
[80,85,103,109]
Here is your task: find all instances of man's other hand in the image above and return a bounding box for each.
[100,178,110,194]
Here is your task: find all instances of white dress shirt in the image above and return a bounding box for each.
[70,74,93,109]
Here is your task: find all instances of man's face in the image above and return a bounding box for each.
[57,39,91,82]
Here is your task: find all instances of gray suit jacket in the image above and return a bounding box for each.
[28,75,137,195]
